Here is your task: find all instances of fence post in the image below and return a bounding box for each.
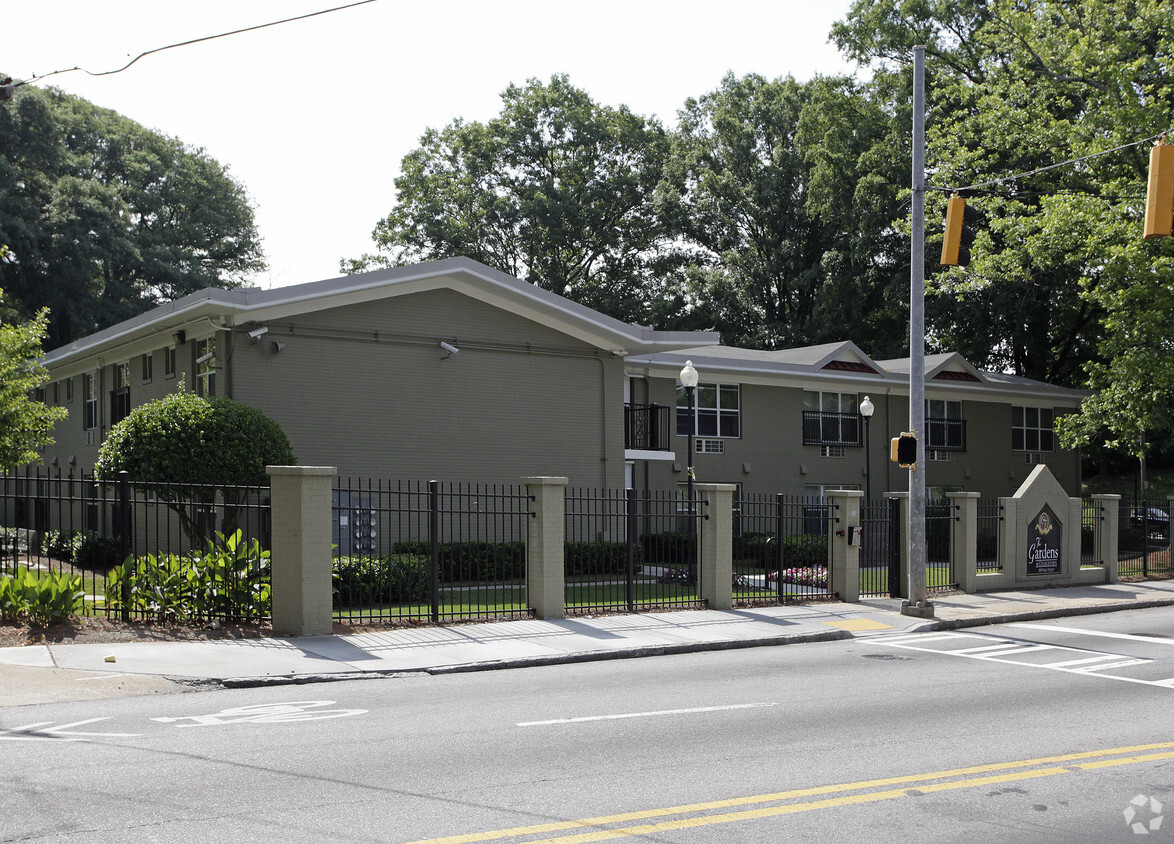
[117,471,132,621]
[1091,494,1120,583]
[522,476,568,620]
[429,480,440,623]
[267,465,336,636]
[997,496,1018,578]
[827,490,863,603]
[947,492,980,593]
[695,483,736,610]
[626,487,637,613]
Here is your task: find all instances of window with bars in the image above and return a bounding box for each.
[926,399,966,451]
[802,391,861,446]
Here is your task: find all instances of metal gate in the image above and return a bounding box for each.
[860,498,901,597]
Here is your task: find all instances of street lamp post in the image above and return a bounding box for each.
[680,360,699,576]
[859,395,874,504]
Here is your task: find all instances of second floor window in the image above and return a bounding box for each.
[84,372,99,430]
[196,338,217,396]
[110,362,131,425]
[677,383,740,438]
[926,399,966,451]
[802,391,861,446]
[1012,406,1054,452]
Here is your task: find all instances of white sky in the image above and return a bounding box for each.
[5,0,858,289]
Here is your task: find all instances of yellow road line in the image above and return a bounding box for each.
[402,742,1174,844]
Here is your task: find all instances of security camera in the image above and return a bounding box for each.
[440,341,460,356]
[248,326,269,340]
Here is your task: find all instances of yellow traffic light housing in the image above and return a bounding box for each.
[890,432,917,469]
[940,193,980,266]
[1144,141,1174,239]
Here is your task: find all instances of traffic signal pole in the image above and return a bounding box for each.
[905,45,933,618]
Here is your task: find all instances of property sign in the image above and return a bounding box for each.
[1026,505,1062,576]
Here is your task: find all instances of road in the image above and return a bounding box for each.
[3,607,1173,843]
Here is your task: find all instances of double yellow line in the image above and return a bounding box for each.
[404,741,1174,844]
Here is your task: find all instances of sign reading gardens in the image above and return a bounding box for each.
[1027,505,1062,576]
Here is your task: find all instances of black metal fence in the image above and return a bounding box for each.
[1117,498,1171,578]
[735,494,832,603]
[976,499,1003,574]
[563,487,704,614]
[0,468,270,621]
[332,478,534,624]
[860,499,899,597]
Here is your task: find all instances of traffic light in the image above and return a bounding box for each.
[1144,141,1174,239]
[940,193,981,266]
[890,432,917,469]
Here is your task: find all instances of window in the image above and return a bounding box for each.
[677,382,740,438]
[65,377,74,403]
[52,382,59,404]
[141,352,153,383]
[926,399,966,451]
[164,346,176,378]
[84,372,99,430]
[110,362,131,425]
[196,338,216,396]
[802,391,861,446]
[1012,406,1054,452]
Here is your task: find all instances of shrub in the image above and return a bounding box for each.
[640,531,696,565]
[333,554,429,607]
[105,529,270,621]
[0,567,86,623]
[40,529,83,562]
[564,540,641,577]
[75,534,123,570]
[390,541,525,583]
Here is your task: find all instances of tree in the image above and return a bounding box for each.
[0,84,265,347]
[0,284,67,468]
[95,391,295,544]
[345,75,683,326]
[659,73,910,352]
[832,0,1174,390]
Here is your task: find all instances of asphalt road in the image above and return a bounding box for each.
[3,607,1173,843]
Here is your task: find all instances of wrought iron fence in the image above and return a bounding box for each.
[1117,498,1170,577]
[0,467,270,621]
[1080,500,1104,568]
[563,487,704,614]
[736,494,832,603]
[927,501,957,593]
[860,498,899,598]
[976,499,1003,574]
[332,478,534,624]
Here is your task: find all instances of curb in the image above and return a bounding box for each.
[927,598,1174,631]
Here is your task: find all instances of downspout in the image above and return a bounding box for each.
[598,355,609,488]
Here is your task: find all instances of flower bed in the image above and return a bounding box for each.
[767,566,828,589]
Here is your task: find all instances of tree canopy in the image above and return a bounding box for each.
[832,0,1174,454]
[0,284,67,469]
[0,84,265,348]
[345,75,682,326]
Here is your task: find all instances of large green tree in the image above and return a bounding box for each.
[345,75,683,326]
[659,72,910,352]
[833,0,1174,392]
[0,283,67,469]
[0,84,265,347]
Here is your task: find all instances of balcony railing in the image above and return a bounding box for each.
[624,403,672,451]
[802,411,862,447]
[926,417,967,451]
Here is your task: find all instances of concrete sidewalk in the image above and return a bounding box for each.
[2,579,1173,705]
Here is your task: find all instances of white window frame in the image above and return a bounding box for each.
[677,382,741,439]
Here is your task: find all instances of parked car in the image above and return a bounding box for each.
[1129,506,1170,537]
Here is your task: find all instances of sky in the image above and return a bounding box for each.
[5,0,859,289]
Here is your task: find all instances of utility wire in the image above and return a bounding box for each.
[11,0,379,87]
[937,131,1169,195]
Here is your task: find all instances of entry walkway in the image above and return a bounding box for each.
[2,580,1173,705]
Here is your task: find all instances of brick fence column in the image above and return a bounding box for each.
[523,476,568,620]
[827,489,863,603]
[695,483,736,610]
[948,492,980,593]
[267,465,336,636]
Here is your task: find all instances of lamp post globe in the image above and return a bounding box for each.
[680,361,699,576]
[859,395,874,503]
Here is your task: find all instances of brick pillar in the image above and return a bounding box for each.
[889,492,909,598]
[523,476,568,620]
[267,465,336,636]
[1092,494,1121,583]
[948,492,980,593]
[827,489,863,603]
[998,496,1018,578]
[696,483,736,610]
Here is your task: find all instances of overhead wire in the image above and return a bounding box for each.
[10,0,379,88]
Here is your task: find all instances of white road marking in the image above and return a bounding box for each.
[1009,623,1174,646]
[0,718,141,741]
[152,700,367,727]
[874,632,1174,689]
[74,673,134,682]
[518,702,778,727]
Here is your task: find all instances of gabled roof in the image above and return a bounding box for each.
[879,352,988,384]
[43,257,720,366]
